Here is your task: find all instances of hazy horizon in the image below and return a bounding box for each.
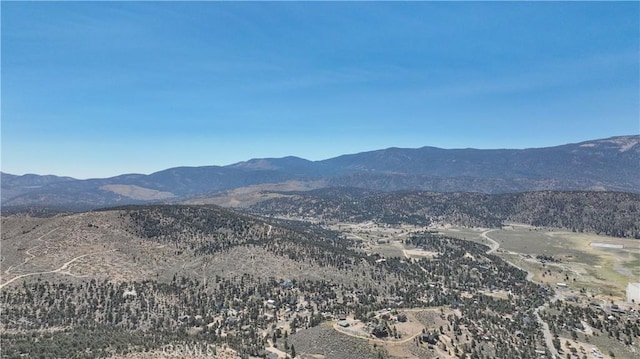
[2,2,638,178]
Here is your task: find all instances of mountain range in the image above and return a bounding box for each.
[2,135,638,210]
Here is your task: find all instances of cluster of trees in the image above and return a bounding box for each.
[1,276,340,358]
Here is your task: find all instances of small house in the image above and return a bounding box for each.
[122,289,137,298]
[396,312,407,322]
[373,324,389,338]
[280,279,294,289]
[421,334,438,345]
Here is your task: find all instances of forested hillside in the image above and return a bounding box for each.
[250,189,640,238]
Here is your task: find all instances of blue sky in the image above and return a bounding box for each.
[2,2,638,179]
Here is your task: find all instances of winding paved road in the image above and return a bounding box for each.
[481,229,561,359]
[481,229,500,254]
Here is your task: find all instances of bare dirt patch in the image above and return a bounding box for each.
[183,180,326,208]
[100,184,176,200]
[403,249,437,259]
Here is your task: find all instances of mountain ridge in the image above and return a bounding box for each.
[2,135,638,209]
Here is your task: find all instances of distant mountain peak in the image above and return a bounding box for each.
[228,156,313,171]
[229,159,280,170]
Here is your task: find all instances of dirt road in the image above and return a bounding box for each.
[0,249,116,289]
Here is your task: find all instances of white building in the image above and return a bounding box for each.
[122,288,137,298]
[626,282,640,303]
